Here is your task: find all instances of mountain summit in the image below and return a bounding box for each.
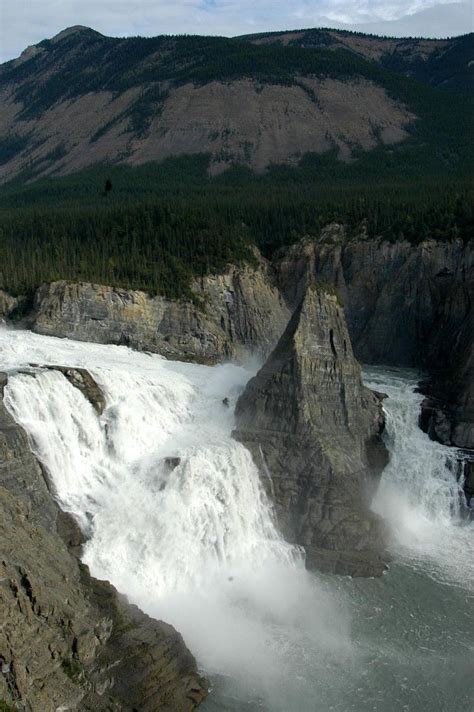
[0,27,471,183]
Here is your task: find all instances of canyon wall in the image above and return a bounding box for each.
[4,231,471,449]
[275,228,474,449]
[5,229,471,448]
[234,287,389,576]
[31,255,289,364]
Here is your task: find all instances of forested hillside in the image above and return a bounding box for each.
[0,26,472,180]
[0,26,471,301]
[0,156,472,300]
[243,28,473,93]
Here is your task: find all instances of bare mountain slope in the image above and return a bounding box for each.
[0,26,470,182]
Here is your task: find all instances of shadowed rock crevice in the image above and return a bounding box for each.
[275,227,474,452]
[234,286,389,577]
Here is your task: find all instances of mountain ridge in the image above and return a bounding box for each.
[0,25,471,183]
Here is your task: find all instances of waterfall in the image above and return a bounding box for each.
[2,327,472,711]
[3,362,302,598]
[2,329,355,704]
[365,366,473,588]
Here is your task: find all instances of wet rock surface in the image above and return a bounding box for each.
[0,374,208,711]
[234,287,389,577]
[45,366,106,415]
[418,336,474,451]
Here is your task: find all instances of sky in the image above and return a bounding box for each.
[0,0,472,63]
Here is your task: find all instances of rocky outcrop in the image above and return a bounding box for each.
[0,372,57,532]
[45,366,106,415]
[463,460,474,504]
[419,340,474,450]
[275,227,473,367]
[275,227,474,449]
[7,225,473,445]
[31,255,289,363]
[0,290,25,322]
[0,374,208,711]
[234,287,389,577]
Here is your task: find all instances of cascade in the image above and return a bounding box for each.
[1,327,472,711]
[366,366,473,588]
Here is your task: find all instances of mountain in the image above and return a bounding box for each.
[244,26,474,92]
[0,25,471,183]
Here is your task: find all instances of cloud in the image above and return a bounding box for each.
[348,2,473,36]
[0,0,471,63]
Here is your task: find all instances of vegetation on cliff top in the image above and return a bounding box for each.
[0,29,471,299]
[0,155,472,299]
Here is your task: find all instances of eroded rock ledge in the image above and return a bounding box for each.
[0,373,208,711]
[234,287,389,577]
[30,254,289,364]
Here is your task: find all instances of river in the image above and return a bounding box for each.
[1,326,472,711]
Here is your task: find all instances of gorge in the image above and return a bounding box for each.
[0,19,472,711]
[0,323,472,711]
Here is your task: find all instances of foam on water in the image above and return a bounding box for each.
[1,326,472,710]
[365,366,474,589]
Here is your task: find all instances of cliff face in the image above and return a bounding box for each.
[234,287,389,577]
[0,374,207,711]
[276,228,473,367]
[419,332,474,449]
[32,256,289,363]
[9,229,473,447]
[275,228,474,449]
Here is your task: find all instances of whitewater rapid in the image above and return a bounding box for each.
[1,326,472,711]
[365,367,474,589]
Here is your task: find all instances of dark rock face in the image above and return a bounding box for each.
[0,374,208,711]
[0,373,57,532]
[275,229,474,449]
[463,460,474,503]
[234,287,389,577]
[164,456,181,471]
[45,366,106,415]
[276,229,473,366]
[418,318,474,450]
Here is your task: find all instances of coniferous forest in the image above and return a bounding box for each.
[0,29,472,300]
[0,153,472,300]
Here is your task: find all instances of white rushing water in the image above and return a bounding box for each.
[365,367,474,589]
[0,327,352,708]
[1,326,472,711]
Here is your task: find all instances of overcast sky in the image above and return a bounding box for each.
[0,0,472,63]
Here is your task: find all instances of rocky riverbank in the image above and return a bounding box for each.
[0,372,208,711]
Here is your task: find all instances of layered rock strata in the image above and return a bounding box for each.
[234,287,389,577]
[32,255,289,363]
[275,228,474,450]
[0,373,207,711]
[5,227,472,447]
